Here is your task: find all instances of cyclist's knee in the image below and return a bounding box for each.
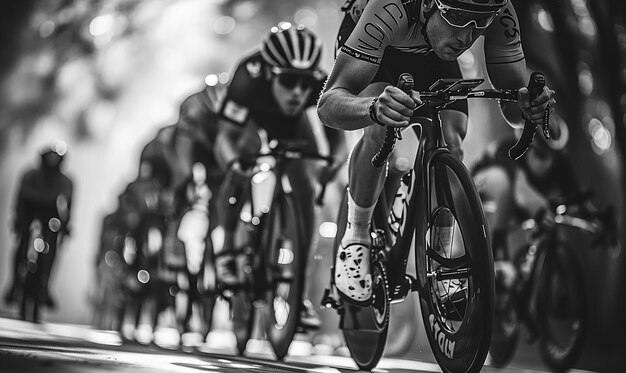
[362,124,388,148]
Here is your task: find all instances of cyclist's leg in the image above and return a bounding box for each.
[39,219,59,308]
[214,170,249,284]
[335,83,390,304]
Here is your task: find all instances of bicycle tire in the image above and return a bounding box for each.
[342,260,390,371]
[334,191,391,371]
[537,242,586,373]
[264,193,305,360]
[417,151,494,373]
[231,290,255,355]
[229,198,256,355]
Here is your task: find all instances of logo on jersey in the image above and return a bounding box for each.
[222,100,249,125]
[246,61,262,78]
[341,45,379,64]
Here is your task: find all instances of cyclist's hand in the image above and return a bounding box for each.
[372,86,422,128]
[518,85,556,127]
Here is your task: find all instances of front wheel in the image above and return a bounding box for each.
[417,151,494,373]
[264,193,305,360]
[537,242,586,372]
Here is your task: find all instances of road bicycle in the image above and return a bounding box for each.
[207,139,333,359]
[488,190,616,372]
[321,72,547,372]
[17,214,65,323]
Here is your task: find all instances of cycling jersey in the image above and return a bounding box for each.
[341,0,523,65]
[15,168,73,233]
[219,51,327,140]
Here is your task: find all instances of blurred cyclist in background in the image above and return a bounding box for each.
[472,117,616,288]
[317,0,555,305]
[4,142,73,310]
[137,82,228,339]
[214,23,348,329]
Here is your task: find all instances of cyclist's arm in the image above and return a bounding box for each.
[170,129,195,189]
[214,118,244,170]
[317,0,417,130]
[318,53,384,131]
[486,60,527,129]
[484,2,554,129]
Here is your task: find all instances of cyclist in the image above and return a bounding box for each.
[317,0,556,305]
[472,119,616,288]
[4,142,73,309]
[138,82,227,337]
[214,23,348,329]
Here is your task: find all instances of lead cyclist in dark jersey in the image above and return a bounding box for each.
[317,0,556,305]
[214,23,348,329]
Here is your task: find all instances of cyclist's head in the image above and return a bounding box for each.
[422,0,508,60]
[261,23,325,117]
[40,141,67,170]
[261,22,323,75]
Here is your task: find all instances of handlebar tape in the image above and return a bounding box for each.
[371,73,414,167]
[508,72,545,160]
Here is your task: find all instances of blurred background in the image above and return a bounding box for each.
[0,0,624,371]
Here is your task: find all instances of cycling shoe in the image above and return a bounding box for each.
[334,242,372,306]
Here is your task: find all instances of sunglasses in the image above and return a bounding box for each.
[435,0,500,29]
[274,73,317,90]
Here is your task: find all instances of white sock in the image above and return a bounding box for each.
[335,192,375,302]
[341,191,375,245]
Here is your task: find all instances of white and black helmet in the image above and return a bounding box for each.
[261,23,323,74]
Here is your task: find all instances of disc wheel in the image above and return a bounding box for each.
[342,260,390,371]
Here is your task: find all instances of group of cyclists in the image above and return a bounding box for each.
[88,23,349,339]
[5,0,618,368]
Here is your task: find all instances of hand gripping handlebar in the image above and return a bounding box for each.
[508,72,546,160]
[371,73,414,168]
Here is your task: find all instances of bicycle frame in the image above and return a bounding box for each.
[375,95,486,301]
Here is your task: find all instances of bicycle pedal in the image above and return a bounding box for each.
[371,229,385,249]
[320,287,341,310]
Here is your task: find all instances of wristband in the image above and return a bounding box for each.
[368,97,386,127]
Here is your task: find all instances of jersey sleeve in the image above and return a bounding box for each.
[483,2,525,65]
[341,0,409,64]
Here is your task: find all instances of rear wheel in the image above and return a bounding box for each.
[342,260,390,371]
[334,191,390,371]
[264,194,305,360]
[418,151,494,373]
[537,242,586,373]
